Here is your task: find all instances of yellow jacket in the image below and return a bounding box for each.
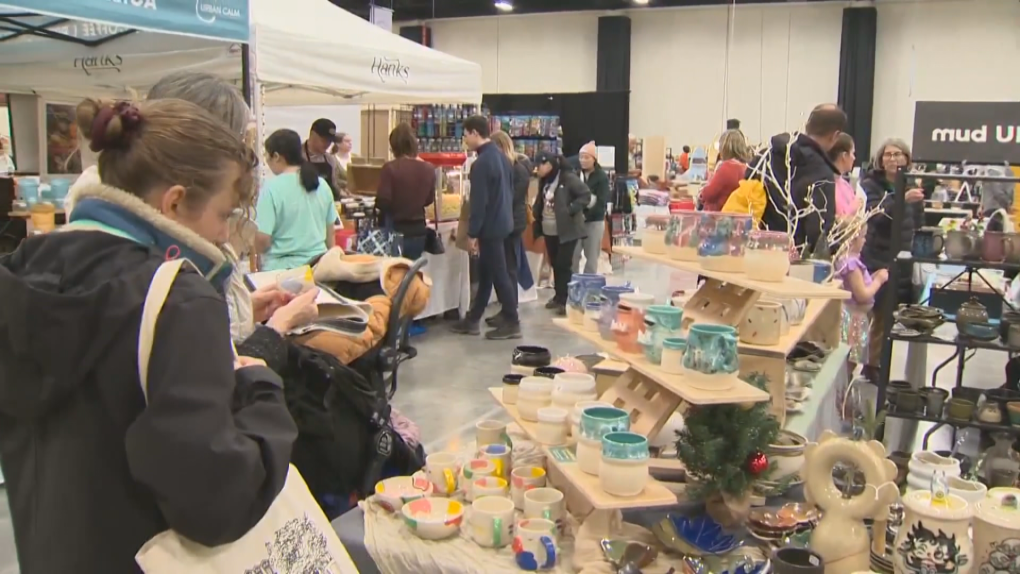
[721,178,766,225]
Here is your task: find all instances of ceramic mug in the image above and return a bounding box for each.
[599,432,650,497]
[683,324,740,383]
[473,476,509,499]
[946,229,980,259]
[598,285,636,341]
[984,231,1015,263]
[425,452,460,496]
[476,420,510,448]
[523,487,566,533]
[513,518,559,571]
[912,227,945,258]
[510,466,547,509]
[789,260,834,284]
[479,443,513,479]
[470,495,515,548]
[741,300,783,346]
[461,459,497,501]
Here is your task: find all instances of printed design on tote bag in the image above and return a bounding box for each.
[243,515,341,574]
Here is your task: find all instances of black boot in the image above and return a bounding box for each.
[486,322,522,340]
[450,319,481,335]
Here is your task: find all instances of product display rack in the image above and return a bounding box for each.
[411,104,483,153]
[875,169,1020,446]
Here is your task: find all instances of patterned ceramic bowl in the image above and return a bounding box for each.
[657,514,740,556]
[374,471,434,513]
[401,497,465,540]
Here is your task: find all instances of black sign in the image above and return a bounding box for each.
[912,101,1020,164]
[73,54,123,76]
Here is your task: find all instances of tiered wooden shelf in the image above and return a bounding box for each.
[488,388,677,509]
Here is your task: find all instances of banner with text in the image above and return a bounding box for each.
[0,0,249,42]
[912,101,1020,164]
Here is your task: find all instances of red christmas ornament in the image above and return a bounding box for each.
[746,451,768,475]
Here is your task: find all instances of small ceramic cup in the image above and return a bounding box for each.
[502,374,524,404]
[578,406,631,475]
[513,518,559,571]
[469,495,515,548]
[476,420,509,448]
[425,452,460,496]
[599,432,650,497]
[660,337,686,375]
[479,443,513,480]
[536,407,569,446]
[461,459,497,501]
[510,466,547,509]
[920,387,949,418]
[523,487,566,533]
[771,547,824,574]
[946,398,976,422]
[473,476,509,499]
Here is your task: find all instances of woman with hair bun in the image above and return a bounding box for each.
[0,98,297,572]
[255,128,337,271]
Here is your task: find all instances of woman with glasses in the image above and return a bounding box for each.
[859,139,925,381]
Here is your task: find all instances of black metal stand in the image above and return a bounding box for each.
[875,169,1020,442]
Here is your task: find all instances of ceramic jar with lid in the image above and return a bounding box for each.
[974,492,1020,574]
[577,406,630,475]
[551,373,597,412]
[535,407,568,446]
[660,337,686,374]
[511,346,551,376]
[502,374,524,404]
[518,377,554,422]
[599,432,649,496]
[894,491,974,574]
[957,297,989,329]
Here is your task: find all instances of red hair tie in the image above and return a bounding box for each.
[89,101,143,152]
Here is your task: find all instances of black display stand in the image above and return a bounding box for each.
[876,168,1020,447]
[481,91,629,171]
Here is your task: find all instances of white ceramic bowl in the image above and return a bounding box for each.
[766,430,807,480]
[906,474,986,503]
[908,451,962,481]
[374,471,434,513]
[401,496,465,540]
[553,372,596,394]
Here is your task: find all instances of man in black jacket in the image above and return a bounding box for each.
[751,105,846,256]
[452,115,521,340]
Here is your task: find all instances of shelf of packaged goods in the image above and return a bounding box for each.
[489,388,679,509]
[552,319,771,405]
[615,245,850,300]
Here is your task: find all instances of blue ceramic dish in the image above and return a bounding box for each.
[667,514,739,555]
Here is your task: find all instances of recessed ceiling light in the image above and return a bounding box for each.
[495,0,514,11]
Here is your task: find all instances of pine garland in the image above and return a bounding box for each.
[676,372,781,500]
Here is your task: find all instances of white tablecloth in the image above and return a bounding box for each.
[417,221,470,320]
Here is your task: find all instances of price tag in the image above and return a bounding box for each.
[547,447,576,463]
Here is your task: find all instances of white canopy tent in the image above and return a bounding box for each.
[0,0,482,106]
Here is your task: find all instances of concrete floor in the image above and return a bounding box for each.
[0,259,1007,571]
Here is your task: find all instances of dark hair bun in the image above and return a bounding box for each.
[88,101,143,152]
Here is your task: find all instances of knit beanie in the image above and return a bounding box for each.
[579,141,597,159]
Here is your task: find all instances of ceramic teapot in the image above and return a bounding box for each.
[804,430,899,574]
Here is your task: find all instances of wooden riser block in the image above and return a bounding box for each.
[682,278,761,330]
[599,370,684,439]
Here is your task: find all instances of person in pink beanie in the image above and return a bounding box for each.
[572,141,610,274]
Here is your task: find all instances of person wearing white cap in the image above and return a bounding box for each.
[572,141,610,274]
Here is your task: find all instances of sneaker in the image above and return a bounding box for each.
[485,314,505,327]
[485,322,522,340]
[544,299,561,309]
[450,319,481,336]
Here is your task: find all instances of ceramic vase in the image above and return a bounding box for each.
[894,491,974,574]
[804,430,899,574]
[745,230,792,282]
[612,303,644,354]
[741,300,783,346]
[682,324,740,389]
[973,491,1020,574]
[567,273,606,325]
[664,210,700,261]
[598,285,636,341]
[697,212,753,272]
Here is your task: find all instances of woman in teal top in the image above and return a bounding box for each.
[256,129,336,271]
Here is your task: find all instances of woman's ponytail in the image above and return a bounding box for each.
[298,162,319,193]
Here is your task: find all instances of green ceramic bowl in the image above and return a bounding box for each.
[579,406,630,441]
[601,432,649,460]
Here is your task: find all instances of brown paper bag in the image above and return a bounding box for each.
[455,198,471,252]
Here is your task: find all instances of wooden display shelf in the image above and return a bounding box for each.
[552,319,771,405]
[487,387,684,472]
[489,388,678,509]
[615,245,849,300]
[737,298,843,356]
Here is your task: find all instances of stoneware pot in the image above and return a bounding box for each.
[567,273,606,324]
[746,230,792,282]
[598,285,636,341]
[664,211,700,261]
[643,226,667,255]
[893,491,974,574]
[612,303,643,354]
[697,212,752,272]
[533,366,565,379]
[973,491,1020,574]
[896,390,923,414]
[766,430,807,481]
[908,451,962,484]
[682,324,739,389]
[946,398,976,422]
[502,374,524,405]
[741,300,783,346]
[946,229,981,259]
[599,432,650,497]
[772,547,824,574]
[401,497,465,541]
[919,387,949,418]
[578,406,630,475]
[511,346,551,376]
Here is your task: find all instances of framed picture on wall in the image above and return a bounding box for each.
[46,103,80,174]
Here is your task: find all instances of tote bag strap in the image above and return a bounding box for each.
[137,258,239,404]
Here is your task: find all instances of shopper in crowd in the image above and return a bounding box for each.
[303,118,346,199]
[699,129,750,212]
[483,131,531,327]
[679,145,691,173]
[451,115,520,340]
[860,138,925,382]
[835,227,889,376]
[333,132,355,172]
[828,133,861,218]
[532,151,592,316]
[376,123,436,260]
[977,163,1014,227]
[256,128,337,271]
[0,99,297,572]
[0,136,14,175]
[572,141,610,275]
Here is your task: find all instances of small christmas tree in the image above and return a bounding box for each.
[676,372,780,502]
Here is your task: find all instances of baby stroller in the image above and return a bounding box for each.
[283,255,427,519]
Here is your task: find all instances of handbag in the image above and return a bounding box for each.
[357,226,401,257]
[133,259,359,573]
[424,220,445,255]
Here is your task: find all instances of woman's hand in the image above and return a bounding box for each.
[266,288,319,334]
[905,188,925,203]
[250,285,291,323]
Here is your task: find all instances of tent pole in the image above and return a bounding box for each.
[241,44,252,105]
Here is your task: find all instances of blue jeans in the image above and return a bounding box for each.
[401,235,426,260]
[467,234,519,324]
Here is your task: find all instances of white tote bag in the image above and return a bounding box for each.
[132,259,359,573]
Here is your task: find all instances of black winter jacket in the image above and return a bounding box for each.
[533,170,592,244]
[860,169,924,273]
[512,154,533,235]
[581,165,611,223]
[468,142,514,239]
[0,188,296,573]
